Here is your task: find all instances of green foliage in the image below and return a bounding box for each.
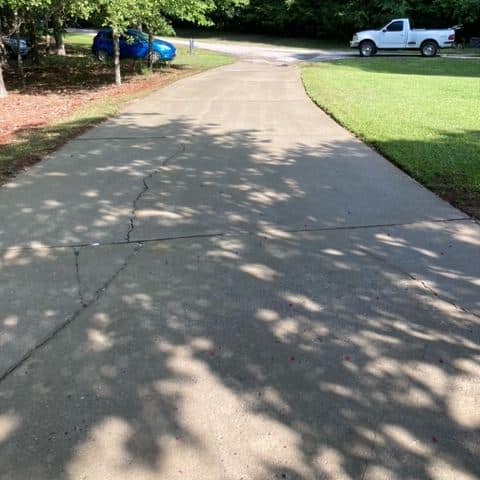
[212,0,249,21]
[434,0,480,23]
[0,0,236,90]
[197,0,480,38]
[94,0,139,35]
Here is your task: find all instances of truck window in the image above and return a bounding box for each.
[387,21,404,32]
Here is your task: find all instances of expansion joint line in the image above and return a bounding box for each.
[0,217,471,254]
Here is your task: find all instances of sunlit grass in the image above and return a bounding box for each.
[64,33,94,46]
[173,46,233,69]
[302,58,480,215]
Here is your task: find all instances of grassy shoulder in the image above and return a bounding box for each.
[0,43,233,183]
[442,47,480,56]
[302,58,480,217]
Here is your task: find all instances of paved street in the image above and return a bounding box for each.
[0,62,479,480]
[171,37,353,63]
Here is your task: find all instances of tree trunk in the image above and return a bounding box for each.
[0,35,7,98]
[148,31,154,70]
[53,17,66,56]
[14,12,26,90]
[0,62,7,98]
[27,16,39,64]
[113,33,121,86]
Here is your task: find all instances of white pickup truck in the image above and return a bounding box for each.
[350,18,455,57]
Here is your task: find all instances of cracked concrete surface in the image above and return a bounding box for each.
[126,145,186,242]
[0,61,479,480]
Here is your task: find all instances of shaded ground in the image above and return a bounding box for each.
[0,61,479,480]
[1,58,185,145]
[0,44,233,183]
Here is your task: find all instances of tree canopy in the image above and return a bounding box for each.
[183,0,480,38]
[0,0,225,93]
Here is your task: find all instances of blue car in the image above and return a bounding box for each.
[92,29,176,62]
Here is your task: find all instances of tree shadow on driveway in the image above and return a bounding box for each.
[0,116,479,480]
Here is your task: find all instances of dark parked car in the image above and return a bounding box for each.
[92,29,176,62]
[2,36,30,58]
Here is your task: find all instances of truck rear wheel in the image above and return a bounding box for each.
[359,40,376,57]
[421,41,438,57]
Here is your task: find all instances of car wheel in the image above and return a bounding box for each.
[421,41,438,57]
[5,46,14,59]
[96,49,109,62]
[359,40,375,57]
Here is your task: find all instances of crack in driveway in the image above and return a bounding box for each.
[73,248,87,308]
[0,243,143,384]
[1,216,477,386]
[126,144,186,242]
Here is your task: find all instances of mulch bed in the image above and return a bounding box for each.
[0,53,196,184]
[1,58,186,145]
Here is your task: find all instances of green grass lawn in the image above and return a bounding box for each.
[64,33,94,46]
[442,47,480,56]
[302,58,480,217]
[173,46,234,69]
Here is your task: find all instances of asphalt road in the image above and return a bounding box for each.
[171,37,353,63]
[0,61,479,480]
[171,38,478,62]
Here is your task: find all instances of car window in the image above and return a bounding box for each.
[386,21,404,32]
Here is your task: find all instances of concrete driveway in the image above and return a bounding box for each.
[0,62,479,480]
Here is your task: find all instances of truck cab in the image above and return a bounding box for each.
[350,18,455,57]
[378,19,409,48]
